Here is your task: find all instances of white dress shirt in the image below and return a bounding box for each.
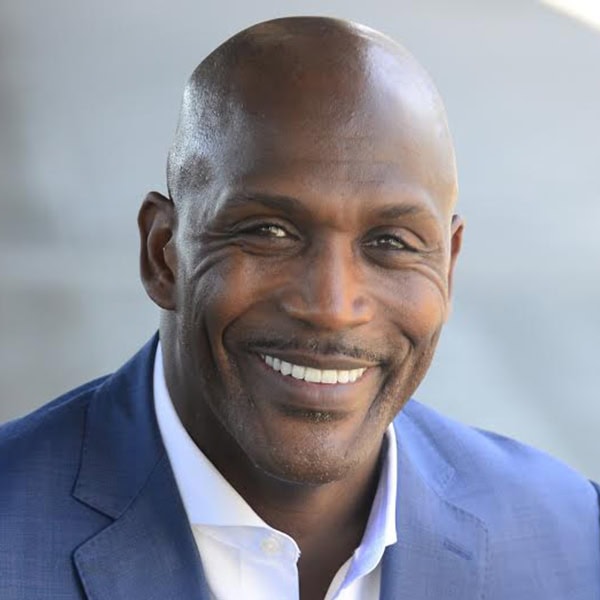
[153,343,397,600]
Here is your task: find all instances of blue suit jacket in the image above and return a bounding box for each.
[1,336,599,599]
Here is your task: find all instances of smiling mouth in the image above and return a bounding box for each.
[260,353,368,384]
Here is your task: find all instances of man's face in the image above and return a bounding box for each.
[165,65,461,485]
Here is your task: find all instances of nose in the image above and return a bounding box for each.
[280,237,375,331]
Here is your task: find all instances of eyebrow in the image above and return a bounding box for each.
[373,203,437,221]
[216,192,307,215]
[216,191,439,221]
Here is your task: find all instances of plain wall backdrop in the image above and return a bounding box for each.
[1,1,599,479]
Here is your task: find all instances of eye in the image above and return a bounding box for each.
[234,220,299,244]
[250,224,289,238]
[364,233,409,251]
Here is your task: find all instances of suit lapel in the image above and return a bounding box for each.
[380,409,488,599]
[74,455,211,600]
[71,336,210,599]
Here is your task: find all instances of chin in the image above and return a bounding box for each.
[256,452,361,486]
[240,420,377,487]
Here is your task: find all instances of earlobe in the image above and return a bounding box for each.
[138,191,177,310]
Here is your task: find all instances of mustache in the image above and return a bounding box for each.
[243,334,389,364]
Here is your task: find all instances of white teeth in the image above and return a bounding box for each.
[337,370,350,384]
[304,367,322,383]
[321,370,337,384]
[280,361,292,376]
[291,365,305,379]
[261,354,367,385]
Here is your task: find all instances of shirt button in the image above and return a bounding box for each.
[260,535,281,556]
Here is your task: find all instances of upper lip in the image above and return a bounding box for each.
[252,348,379,370]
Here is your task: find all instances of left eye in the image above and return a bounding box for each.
[364,234,407,250]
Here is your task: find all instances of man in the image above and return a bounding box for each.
[0,16,598,600]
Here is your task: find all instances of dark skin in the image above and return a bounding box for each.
[139,17,463,600]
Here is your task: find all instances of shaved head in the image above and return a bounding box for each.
[166,16,457,211]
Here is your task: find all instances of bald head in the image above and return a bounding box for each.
[167,16,457,210]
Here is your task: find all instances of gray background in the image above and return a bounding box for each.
[1,1,599,479]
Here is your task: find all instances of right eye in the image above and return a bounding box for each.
[244,223,290,238]
[231,220,301,255]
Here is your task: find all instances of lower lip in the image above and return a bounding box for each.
[252,354,375,411]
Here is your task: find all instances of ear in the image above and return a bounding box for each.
[446,214,464,310]
[138,191,177,310]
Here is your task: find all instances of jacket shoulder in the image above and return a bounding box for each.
[397,400,600,597]
[0,376,108,474]
[398,399,594,499]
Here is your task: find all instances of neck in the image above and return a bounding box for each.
[238,447,383,546]
[210,425,383,561]
[169,377,387,600]
[200,426,385,600]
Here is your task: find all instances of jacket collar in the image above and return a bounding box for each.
[380,405,488,599]
[72,335,211,598]
[73,335,163,519]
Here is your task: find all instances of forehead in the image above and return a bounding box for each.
[207,102,455,219]
[198,132,449,239]
[179,39,456,218]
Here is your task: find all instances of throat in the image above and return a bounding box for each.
[246,452,383,597]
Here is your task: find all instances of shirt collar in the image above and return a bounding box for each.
[153,343,266,528]
[153,341,398,548]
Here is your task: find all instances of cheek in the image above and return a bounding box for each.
[372,272,447,409]
[376,270,448,345]
[181,252,281,344]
